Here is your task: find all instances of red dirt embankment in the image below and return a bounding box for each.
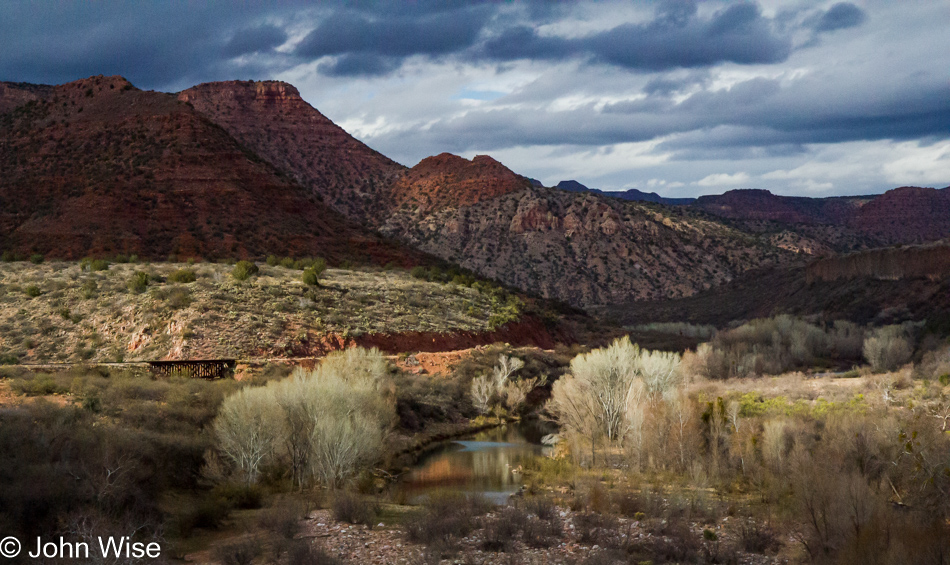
[276,315,574,358]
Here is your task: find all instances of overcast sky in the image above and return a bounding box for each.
[2,0,948,197]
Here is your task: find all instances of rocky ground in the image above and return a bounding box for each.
[186,506,790,564]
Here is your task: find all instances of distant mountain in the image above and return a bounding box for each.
[851,186,950,243]
[694,187,950,246]
[0,76,417,263]
[5,74,947,313]
[693,188,870,224]
[555,180,695,205]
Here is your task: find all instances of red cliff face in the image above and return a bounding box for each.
[0,76,417,264]
[178,80,405,224]
[387,153,531,215]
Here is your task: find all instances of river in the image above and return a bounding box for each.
[396,421,553,504]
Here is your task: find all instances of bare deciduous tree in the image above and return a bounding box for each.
[213,386,283,486]
[547,337,683,467]
[214,347,395,489]
[471,374,493,416]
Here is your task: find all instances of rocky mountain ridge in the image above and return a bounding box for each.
[0,75,415,263]
[178,80,405,223]
[4,75,947,311]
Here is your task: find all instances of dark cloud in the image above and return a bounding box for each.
[295,7,490,61]
[480,1,790,71]
[372,70,950,162]
[0,2,300,89]
[223,24,288,58]
[482,26,575,61]
[642,71,709,95]
[317,53,401,77]
[814,3,867,32]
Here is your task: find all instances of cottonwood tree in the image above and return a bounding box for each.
[471,374,494,416]
[549,373,603,465]
[547,336,683,467]
[213,347,395,489]
[863,325,913,372]
[470,354,527,420]
[504,376,543,415]
[213,386,283,486]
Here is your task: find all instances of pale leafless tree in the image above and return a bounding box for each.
[492,354,525,394]
[471,374,494,416]
[213,386,283,486]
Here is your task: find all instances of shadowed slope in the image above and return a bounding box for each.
[0,76,414,263]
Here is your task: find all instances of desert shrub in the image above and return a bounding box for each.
[331,490,377,526]
[162,287,192,309]
[171,495,232,537]
[24,284,41,297]
[80,279,98,298]
[630,322,717,340]
[521,500,562,548]
[212,483,265,510]
[29,253,43,264]
[738,519,781,554]
[11,373,71,395]
[302,267,321,286]
[0,353,19,365]
[574,512,621,546]
[169,268,197,283]
[266,255,279,266]
[689,316,875,379]
[410,266,427,279]
[213,387,284,485]
[548,337,683,466]
[286,541,343,565]
[480,506,528,552]
[522,515,562,548]
[214,538,261,565]
[916,344,950,381]
[231,260,259,281]
[127,271,149,293]
[79,257,110,271]
[280,257,295,269]
[403,492,491,546]
[613,487,663,519]
[864,324,914,372]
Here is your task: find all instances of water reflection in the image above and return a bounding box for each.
[398,424,548,504]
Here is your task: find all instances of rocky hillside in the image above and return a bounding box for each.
[381,163,795,306]
[5,75,945,314]
[0,261,571,363]
[0,76,414,263]
[178,81,405,223]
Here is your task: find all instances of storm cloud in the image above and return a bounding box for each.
[0,0,945,197]
[483,1,791,70]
